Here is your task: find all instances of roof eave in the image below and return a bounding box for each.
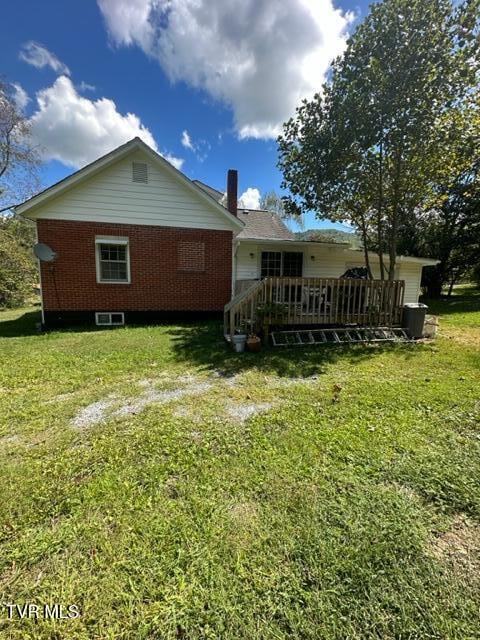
[237,237,350,246]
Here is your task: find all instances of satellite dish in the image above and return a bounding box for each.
[34,243,57,262]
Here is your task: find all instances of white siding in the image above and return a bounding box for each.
[235,243,349,280]
[398,264,423,303]
[304,246,349,278]
[235,242,424,303]
[235,242,262,280]
[30,151,235,231]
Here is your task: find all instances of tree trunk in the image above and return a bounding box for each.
[388,147,403,280]
[359,214,373,278]
[377,129,386,280]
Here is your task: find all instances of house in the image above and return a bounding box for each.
[16,137,437,330]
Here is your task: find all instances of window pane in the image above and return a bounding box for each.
[283,252,303,277]
[101,261,127,281]
[261,252,281,277]
[99,242,128,281]
[100,244,126,262]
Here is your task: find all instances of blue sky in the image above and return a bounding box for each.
[2,0,367,231]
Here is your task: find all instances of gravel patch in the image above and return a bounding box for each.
[71,378,212,429]
[72,398,118,430]
[71,369,316,430]
[112,382,211,419]
[226,401,274,423]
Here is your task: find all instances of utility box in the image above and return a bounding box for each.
[403,303,428,338]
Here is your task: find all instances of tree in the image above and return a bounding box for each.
[260,190,304,228]
[398,101,480,295]
[278,0,480,280]
[0,214,37,307]
[0,79,40,212]
[0,79,41,306]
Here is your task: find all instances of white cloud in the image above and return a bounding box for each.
[180,129,210,162]
[239,187,261,210]
[163,152,184,170]
[77,81,96,92]
[19,41,70,75]
[12,83,30,111]
[181,129,195,151]
[29,76,183,170]
[98,0,353,139]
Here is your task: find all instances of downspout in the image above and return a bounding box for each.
[232,236,239,299]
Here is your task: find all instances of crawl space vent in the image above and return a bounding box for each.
[95,312,125,326]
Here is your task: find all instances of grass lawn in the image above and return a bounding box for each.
[0,287,479,639]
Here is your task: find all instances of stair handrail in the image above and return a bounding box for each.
[224,279,264,312]
[224,279,266,338]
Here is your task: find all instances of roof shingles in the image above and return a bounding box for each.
[236,209,294,240]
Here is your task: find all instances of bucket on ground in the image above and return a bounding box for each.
[232,334,247,352]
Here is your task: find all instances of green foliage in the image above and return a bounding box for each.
[260,190,304,228]
[0,214,37,307]
[0,78,41,307]
[399,104,480,296]
[278,0,480,281]
[260,191,285,216]
[294,228,362,248]
[0,79,41,211]
[0,289,479,638]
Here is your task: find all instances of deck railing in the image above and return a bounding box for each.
[224,277,405,340]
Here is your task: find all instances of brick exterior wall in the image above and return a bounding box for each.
[37,220,233,318]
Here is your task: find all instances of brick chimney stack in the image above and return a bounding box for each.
[227,169,238,216]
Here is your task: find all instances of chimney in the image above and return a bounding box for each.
[227,169,238,216]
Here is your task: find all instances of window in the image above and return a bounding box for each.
[132,161,148,183]
[261,252,282,277]
[261,251,303,278]
[95,312,125,326]
[177,241,205,272]
[95,237,130,283]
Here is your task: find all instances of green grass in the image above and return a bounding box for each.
[0,287,479,639]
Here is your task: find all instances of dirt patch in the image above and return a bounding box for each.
[44,391,78,405]
[0,434,21,449]
[229,501,258,525]
[430,515,480,576]
[442,328,480,349]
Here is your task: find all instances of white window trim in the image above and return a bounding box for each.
[95,236,131,284]
[95,312,125,326]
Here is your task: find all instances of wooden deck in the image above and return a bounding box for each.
[224,277,405,340]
